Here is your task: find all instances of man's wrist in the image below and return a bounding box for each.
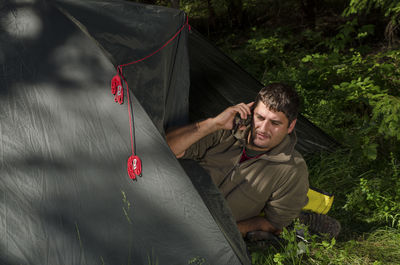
[199,117,220,133]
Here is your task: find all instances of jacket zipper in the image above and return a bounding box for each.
[218,144,245,189]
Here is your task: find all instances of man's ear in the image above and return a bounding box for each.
[287,118,297,134]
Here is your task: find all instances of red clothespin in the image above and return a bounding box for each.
[127,155,142,180]
[111,74,124,104]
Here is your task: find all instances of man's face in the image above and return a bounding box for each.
[249,101,296,151]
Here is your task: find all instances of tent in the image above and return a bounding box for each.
[0,0,338,264]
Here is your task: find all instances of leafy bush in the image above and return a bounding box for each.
[344,152,400,228]
[250,221,311,265]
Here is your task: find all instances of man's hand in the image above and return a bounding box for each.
[213,102,254,131]
[237,216,282,238]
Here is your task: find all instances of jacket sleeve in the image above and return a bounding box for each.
[181,129,225,161]
[263,158,309,230]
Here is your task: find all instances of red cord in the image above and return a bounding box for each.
[111,15,190,180]
[118,16,190,69]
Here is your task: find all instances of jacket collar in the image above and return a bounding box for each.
[232,126,297,163]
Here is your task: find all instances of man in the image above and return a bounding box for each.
[166,83,309,237]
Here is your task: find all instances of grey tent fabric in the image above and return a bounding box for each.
[179,160,250,265]
[0,0,249,264]
[55,0,191,134]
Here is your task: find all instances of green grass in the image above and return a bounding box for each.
[308,228,400,265]
[250,227,400,265]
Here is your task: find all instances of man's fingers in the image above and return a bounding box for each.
[234,102,253,119]
[215,102,254,130]
[235,105,248,119]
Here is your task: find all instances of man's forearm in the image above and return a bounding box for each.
[166,102,254,158]
[166,118,218,158]
[237,216,281,237]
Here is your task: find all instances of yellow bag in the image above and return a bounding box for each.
[302,187,334,214]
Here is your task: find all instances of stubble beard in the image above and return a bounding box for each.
[249,125,271,151]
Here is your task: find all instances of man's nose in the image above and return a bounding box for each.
[260,120,270,131]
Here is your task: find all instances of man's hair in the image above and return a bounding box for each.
[254,83,300,124]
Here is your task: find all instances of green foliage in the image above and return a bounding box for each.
[344,0,400,23]
[344,0,400,46]
[307,228,400,264]
[322,18,375,52]
[218,28,293,80]
[180,1,208,19]
[372,95,400,140]
[271,226,308,265]
[250,221,311,265]
[344,152,400,229]
[180,0,231,19]
[251,224,400,264]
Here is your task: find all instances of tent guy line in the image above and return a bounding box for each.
[117,15,191,69]
[110,15,191,180]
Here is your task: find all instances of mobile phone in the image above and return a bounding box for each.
[234,113,253,129]
[233,112,252,131]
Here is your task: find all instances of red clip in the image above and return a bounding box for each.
[114,83,124,104]
[127,155,142,180]
[111,74,121,95]
[111,74,124,104]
